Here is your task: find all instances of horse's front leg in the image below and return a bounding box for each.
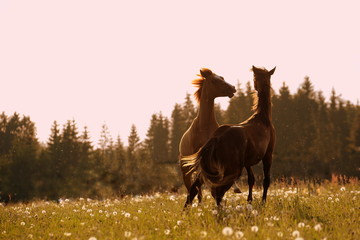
[246,166,255,203]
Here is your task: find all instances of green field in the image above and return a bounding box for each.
[1,180,359,240]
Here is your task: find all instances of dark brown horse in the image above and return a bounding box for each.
[183,66,276,207]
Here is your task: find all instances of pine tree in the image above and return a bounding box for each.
[5,114,39,200]
[182,93,197,128]
[224,82,247,124]
[169,104,184,162]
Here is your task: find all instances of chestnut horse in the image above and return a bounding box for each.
[183,66,276,207]
[179,68,236,203]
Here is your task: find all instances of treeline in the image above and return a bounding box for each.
[1,77,359,201]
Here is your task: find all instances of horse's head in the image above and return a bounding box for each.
[193,68,236,102]
[252,66,276,92]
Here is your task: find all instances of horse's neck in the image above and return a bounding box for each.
[254,90,272,125]
[197,94,218,131]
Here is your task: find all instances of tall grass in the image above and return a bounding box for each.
[1,179,359,240]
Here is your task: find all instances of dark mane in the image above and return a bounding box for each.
[244,67,273,125]
[192,77,205,103]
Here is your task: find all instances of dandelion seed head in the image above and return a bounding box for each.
[292,230,300,237]
[314,224,322,231]
[267,222,274,227]
[124,231,132,238]
[200,231,207,238]
[251,225,259,232]
[212,209,218,215]
[235,230,244,239]
[124,212,131,218]
[20,222,26,226]
[64,232,72,237]
[41,210,46,214]
[222,226,234,236]
[164,229,170,235]
[113,211,118,216]
[298,222,305,228]
[340,186,346,191]
[246,204,253,211]
[236,205,243,210]
[177,220,182,226]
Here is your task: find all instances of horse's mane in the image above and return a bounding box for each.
[192,68,212,103]
[192,78,204,103]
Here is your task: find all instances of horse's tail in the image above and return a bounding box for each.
[182,137,236,188]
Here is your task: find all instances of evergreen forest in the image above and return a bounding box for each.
[1,77,359,201]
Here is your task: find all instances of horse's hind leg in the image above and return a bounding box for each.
[213,184,233,207]
[246,166,255,203]
[197,185,203,203]
[183,177,201,209]
[181,165,192,193]
[262,153,273,202]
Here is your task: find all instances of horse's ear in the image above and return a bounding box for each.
[269,67,276,75]
[200,68,213,78]
[252,65,261,74]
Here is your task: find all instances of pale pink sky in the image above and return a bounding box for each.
[1,0,359,145]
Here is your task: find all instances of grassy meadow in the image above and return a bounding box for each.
[1,179,359,240]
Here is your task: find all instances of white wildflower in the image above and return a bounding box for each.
[64,232,72,237]
[277,232,283,237]
[340,186,346,191]
[124,212,131,218]
[88,237,97,240]
[20,222,26,226]
[164,229,170,235]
